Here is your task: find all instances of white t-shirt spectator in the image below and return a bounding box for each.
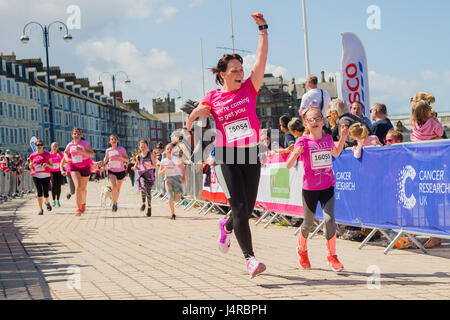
[300,88,331,119]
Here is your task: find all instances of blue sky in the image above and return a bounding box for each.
[1,0,449,115]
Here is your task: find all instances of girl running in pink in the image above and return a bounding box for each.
[103,134,129,212]
[158,143,186,220]
[63,128,95,216]
[186,13,269,278]
[286,105,349,272]
[49,142,64,207]
[134,139,157,217]
[28,139,53,215]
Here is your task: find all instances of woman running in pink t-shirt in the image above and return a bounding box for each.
[28,139,53,215]
[62,128,95,216]
[187,13,268,278]
[103,134,129,213]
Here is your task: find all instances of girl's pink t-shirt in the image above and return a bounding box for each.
[295,134,335,191]
[29,151,52,176]
[106,146,127,172]
[202,78,260,147]
[410,118,444,142]
[65,139,92,168]
[49,152,64,172]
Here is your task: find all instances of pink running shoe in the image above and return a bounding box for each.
[218,219,232,253]
[246,257,266,279]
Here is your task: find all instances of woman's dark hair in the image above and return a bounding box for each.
[211,53,243,86]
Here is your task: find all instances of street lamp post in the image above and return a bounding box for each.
[97,71,131,134]
[20,21,72,143]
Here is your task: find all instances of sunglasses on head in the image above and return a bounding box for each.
[384,138,400,144]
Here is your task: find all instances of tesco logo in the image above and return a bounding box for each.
[345,62,367,112]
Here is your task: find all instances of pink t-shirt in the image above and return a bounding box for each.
[49,152,64,172]
[410,118,444,142]
[65,139,92,168]
[295,134,335,191]
[106,146,127,172]
[29,151,52,177]
[202,78,260,147]
[353,135,382,159]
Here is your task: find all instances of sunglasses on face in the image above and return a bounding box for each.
[384,138,400,144]
[306,117,323,123]
[35,144,43,147]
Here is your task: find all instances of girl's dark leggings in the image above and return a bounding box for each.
[51,171,63,200]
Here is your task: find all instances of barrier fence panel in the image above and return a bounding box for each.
[201,164,230,215]
[0,171,35,203]
[252,140,450,253]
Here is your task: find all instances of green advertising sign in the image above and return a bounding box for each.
[270,168,290,199]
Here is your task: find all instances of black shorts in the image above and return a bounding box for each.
[108,170,126,180]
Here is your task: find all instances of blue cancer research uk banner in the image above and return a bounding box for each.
[316,140,450,237]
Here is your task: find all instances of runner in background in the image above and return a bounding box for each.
[103,134,129,213]
[134,139,157,217]
[63,128,95,216]
[286,105,349,272]
[158,143,186,220]
[28,139,53,215]
[186,13,268,278]
[49,142,64,207]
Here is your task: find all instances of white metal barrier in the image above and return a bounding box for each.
[0,171,35,204]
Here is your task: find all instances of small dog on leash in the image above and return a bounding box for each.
[100,184,112,208]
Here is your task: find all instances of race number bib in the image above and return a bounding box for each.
[72,155,83,164]
[109,160,122,169]
[310,150,332,170]
[224,118,253,143]
[35,165,44,172]
[52,163,60,170]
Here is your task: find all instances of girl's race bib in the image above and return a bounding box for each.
[310,150,332,170]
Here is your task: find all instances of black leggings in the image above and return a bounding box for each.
[51,171,63,200]
[33,177,51,198]
[301,187,336,240]
[215,162,261,259]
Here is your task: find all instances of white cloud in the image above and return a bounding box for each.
[155,6,178,24]
[189,0,207,8]
[421,70,440,81]
[242,54,288,79]
[76,38,202,112]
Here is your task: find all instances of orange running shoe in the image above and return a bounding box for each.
[297,249,311,270]
[327,255,344,272]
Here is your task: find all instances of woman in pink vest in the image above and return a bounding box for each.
[186,13,268,278]
[103,134,129,212]
[49,142,64,207]
[28,139,53,215]
[62,128,95,216]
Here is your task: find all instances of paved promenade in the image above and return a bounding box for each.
[0,180,449,300]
